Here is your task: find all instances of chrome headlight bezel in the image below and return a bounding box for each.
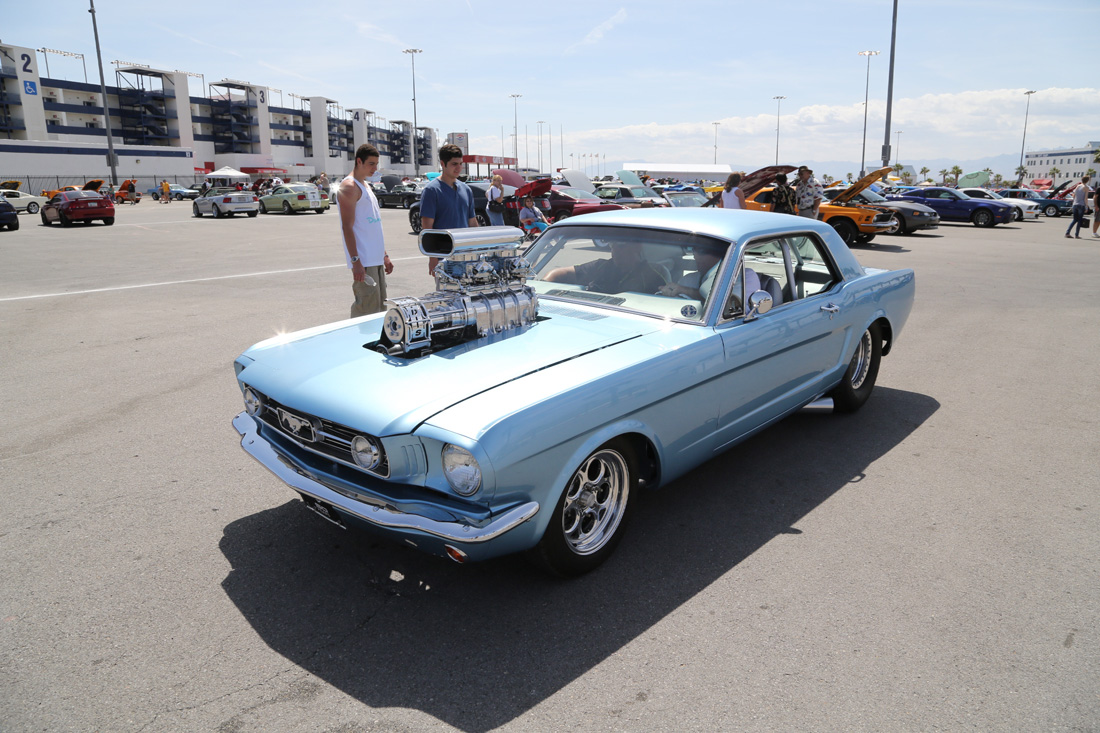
[441,444,482,496]
[243,387,262,416]
[351,434,383,471]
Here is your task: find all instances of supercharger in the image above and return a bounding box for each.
[379,227,539,356]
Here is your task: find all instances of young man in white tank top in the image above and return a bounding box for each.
[338,144,393,318]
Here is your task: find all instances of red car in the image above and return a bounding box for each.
[547,186,627,222]
[41,190,115,227]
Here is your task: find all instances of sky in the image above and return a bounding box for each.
[5,0,1098,179]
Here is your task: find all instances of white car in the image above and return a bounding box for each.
[0,187,48,214]
[960,187,1039,222]
[192,188,259,219]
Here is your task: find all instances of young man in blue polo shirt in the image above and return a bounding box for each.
[419,142,479,274]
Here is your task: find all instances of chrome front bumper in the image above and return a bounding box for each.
[233,412,539,544]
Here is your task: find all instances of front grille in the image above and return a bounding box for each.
[249,389,389,477]
[873,212,894,224]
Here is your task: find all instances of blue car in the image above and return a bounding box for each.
[0,197,18,230]
[887,186,1014,227]
[232,209,915,575]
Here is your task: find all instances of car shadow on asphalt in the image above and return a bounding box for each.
[219,386,938,732]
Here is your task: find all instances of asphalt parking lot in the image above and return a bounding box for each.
[2,202,1097,732]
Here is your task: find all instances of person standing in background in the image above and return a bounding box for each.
[486,174,506,226]
[795,166,823,219]
[420,143,479,275]
[1064,175,1091,239]
[719,172,745,209]
[338,144,393,317]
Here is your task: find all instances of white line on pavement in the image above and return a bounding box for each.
[0,257,423,302]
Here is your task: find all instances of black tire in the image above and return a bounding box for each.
[857,233,876,245]
[41,212,50,226]
[213,205,224,219]
[315,206,325,214]
[8,217,19,231]
[1013,207,1024,222]
[830,218,858,245]
[282,200,294,215]
[894,217,909,235]
[830,323,882,413]
[1043,204,1059,217]
[151,193,160,201]
[971,208,994,227]
[102,217,114,226]
[553,211,570,223]
[247,211,258,218]
[193,203,203,218]
[259,200,268,214]
[529,438,638,577]
[60,213,72,227]
[409,210,422,234]
[26,202,39,214]
[475,212,490,227]
[174,193,184,201]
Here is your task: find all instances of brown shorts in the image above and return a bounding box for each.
[350,265,388,318]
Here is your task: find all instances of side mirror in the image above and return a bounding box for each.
[744,290,773,321]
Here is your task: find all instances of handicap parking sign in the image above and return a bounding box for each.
[23,81,38,95]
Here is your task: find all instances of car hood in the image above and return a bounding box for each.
[237,308,663,437]
[83,179,105,191]
[560,168,596,193]
[831,167,893,204]
[739,165,797,198]
[0,180,21,191]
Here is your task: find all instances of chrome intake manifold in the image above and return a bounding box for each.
[379,227,539,356]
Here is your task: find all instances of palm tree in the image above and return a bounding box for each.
[892,163,904,178]
[901,171,913,185]
[846,172,854,183]
[1088,168,1096,179]
[992,173,1004,187]
[950,165,964,185]
[1049,167,1061,182]
[1014,165,1027,186]
[822,174,834,185]
[920,166,930,183]
[939,168,949,184]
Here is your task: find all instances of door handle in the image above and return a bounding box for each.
[820,304,839,314]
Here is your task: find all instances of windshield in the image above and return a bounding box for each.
[665,192,709,207]
[559,187,600,201]
[524,225,729,323]
[630,186,659,198]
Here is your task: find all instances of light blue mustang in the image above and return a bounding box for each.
[233,208,915,576]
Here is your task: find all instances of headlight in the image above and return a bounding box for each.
[243,387,262,416]
[442,444,481,496]
[351,435,383,471]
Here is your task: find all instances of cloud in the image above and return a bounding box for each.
[468,86,1100,179]
[354,21,406,49]
[150,24,244,58]
[565,8,627,54]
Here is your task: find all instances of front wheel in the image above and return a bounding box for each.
[1014,207,1024,222]
[151,193,160,201]
[193,203,203,218]
[830,218,858,245]
[475,212,490,227]
[829,324,882,413]
[174,193,184,201]
[8,217,19,231]
[529,439,637,577]
[259,200,268,214]
[553,211,570,223]
[41,212,50,226]
[409,210,422,234]
[1043,204,1059,217]
[971,209,994,227]
[26,202,40,214]
[404,196,415,209]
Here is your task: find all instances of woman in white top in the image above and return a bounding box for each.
[486,174,506,226]
[720,172,745,210]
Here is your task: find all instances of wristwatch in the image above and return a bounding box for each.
[350,256,360,263]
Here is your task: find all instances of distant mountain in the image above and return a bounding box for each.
[797,153,1022,182]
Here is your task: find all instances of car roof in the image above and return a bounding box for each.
[551,206,837,242]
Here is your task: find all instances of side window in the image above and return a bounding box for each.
[785,235,839,298]
[722,237,790,319]
[754,190,773,204]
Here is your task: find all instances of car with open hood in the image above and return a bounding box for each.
[996,188,1076,217]
[822,179,941,235]
[886,186,1014,227]
[746,167,898,245]
[547,186,626,221]
[0,181,48,215]
[41,179,104,199]
[407,180,552,233]
[231,209,915,576]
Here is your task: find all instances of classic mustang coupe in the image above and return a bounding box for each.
[232,209,915,575]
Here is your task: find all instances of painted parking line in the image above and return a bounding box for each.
[0,257,423,302]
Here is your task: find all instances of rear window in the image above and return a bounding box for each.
[65,191,105,200]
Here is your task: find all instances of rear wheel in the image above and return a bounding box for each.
[315,206,325,214]
[971,208,994,227]
[553,211,570,223]
[830,218,858,245]
[151,193,160,201]
[8,217,19,231]
[475,212,490,227]
[529,439,637,577]
[213,205,224,219]
[282,201,294,215]
[26,202,40,214]
[60,213,72,227]
[829,323,882,413]
[409,209,422,234]
[103,217,114,226]
[247,211,258,218]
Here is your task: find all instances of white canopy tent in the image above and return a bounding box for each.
[204,166,251,186]
[622,162,733,182]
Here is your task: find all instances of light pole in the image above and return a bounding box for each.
[402,49,422,176]
[772,96,785,165]
[510,94,521,170]
[712,122,720,165]
[880,0,899,171]
[87,0,118,186]
[1019,90,1037,180]
[858,50,880,178]
[537,120,546,174]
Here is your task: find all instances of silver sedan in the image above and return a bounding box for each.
[192,189,259,219]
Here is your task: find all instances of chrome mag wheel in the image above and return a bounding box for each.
[561,448,630,555]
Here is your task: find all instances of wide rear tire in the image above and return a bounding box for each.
[529,439,637,577]
[830,323,882,413]
[60,213,72,228]
[103,217,114,226]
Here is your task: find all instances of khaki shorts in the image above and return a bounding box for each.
[350,265,388,318]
